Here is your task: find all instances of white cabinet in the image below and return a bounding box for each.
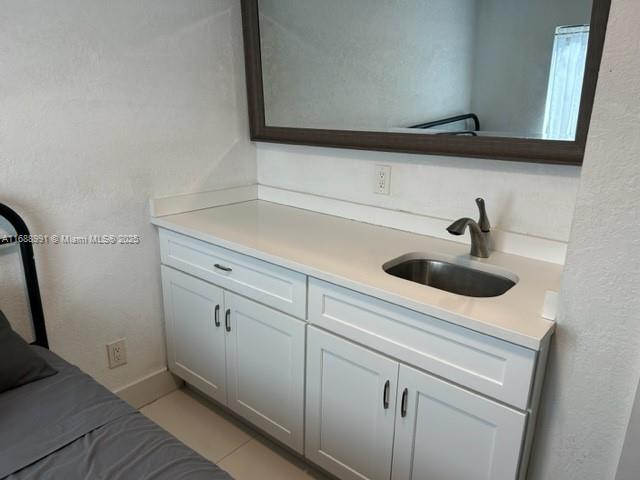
[226,292,306,452]
[392,365,526,480]
[161,265,227,404]
[306,327,398,480]
[306,328,527,480]
[158,230,544,480]
[161,265,306,453]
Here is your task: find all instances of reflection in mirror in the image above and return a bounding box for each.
[258,0,593,141]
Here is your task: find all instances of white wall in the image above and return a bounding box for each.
[471,0,592,137]
[258,144,580,244]
[0,0,256,391]
[259,0,476,130]
[528,0,640,477]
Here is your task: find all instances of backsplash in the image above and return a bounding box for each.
[257,143,580,263]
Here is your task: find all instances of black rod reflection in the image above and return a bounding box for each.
[410,113,480,133]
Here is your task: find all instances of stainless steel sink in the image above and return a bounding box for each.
[384,257,517,298]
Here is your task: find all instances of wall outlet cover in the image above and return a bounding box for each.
[374,165,391,195]
[107,339,128,369]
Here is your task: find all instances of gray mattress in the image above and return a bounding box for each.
[0,347,232,479]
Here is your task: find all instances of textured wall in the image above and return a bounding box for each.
[0,0,256,391]
[529,0,640,477]
[259,0,476,130]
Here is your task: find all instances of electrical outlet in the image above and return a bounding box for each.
[107,339,127,369]
[374,165,391,195]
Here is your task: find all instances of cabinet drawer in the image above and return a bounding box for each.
[160,229,307,319]
[308,279,536,409]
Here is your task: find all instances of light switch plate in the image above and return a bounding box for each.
[107,339,127,369]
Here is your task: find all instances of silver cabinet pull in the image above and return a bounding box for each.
[214,305,221,327]
[225,309,231,332]
[383,380,390,409]
[401,388,409,417]
[214,264,232,272]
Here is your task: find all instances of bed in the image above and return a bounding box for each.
[0,202,232,479]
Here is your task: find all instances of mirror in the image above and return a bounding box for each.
[241,0,611,164]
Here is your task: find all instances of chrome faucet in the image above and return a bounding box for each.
[447,198,491,258]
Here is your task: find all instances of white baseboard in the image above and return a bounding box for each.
[115,368,183,409]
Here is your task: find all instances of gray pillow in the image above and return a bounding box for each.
[0,310,57,393]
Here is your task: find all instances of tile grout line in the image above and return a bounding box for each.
[140,390,257,466]
[215,437,255,464]
[145,390,328,478]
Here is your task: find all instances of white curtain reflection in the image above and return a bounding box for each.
[543,25,590,141]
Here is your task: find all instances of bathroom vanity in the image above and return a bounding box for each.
[152,199,559,480]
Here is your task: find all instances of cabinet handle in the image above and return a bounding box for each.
[214,264,232,272]
[214,305,220,327]
[225,309,231,332]
[401,388,408,418]
[383,380,390,409]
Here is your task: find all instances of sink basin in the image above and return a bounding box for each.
[384,256,517,298]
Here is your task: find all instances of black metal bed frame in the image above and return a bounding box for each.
[0,203,49,349]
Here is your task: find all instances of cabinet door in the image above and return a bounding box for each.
[161,266,227,405]
[306,327,398,480]
[392,365,527,480]
[225,292,305,453]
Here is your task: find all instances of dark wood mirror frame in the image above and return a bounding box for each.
[241,0,611,166]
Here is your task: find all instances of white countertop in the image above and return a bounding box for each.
[152,200,559,350]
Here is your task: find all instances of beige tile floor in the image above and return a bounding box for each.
[141,388,330,480]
